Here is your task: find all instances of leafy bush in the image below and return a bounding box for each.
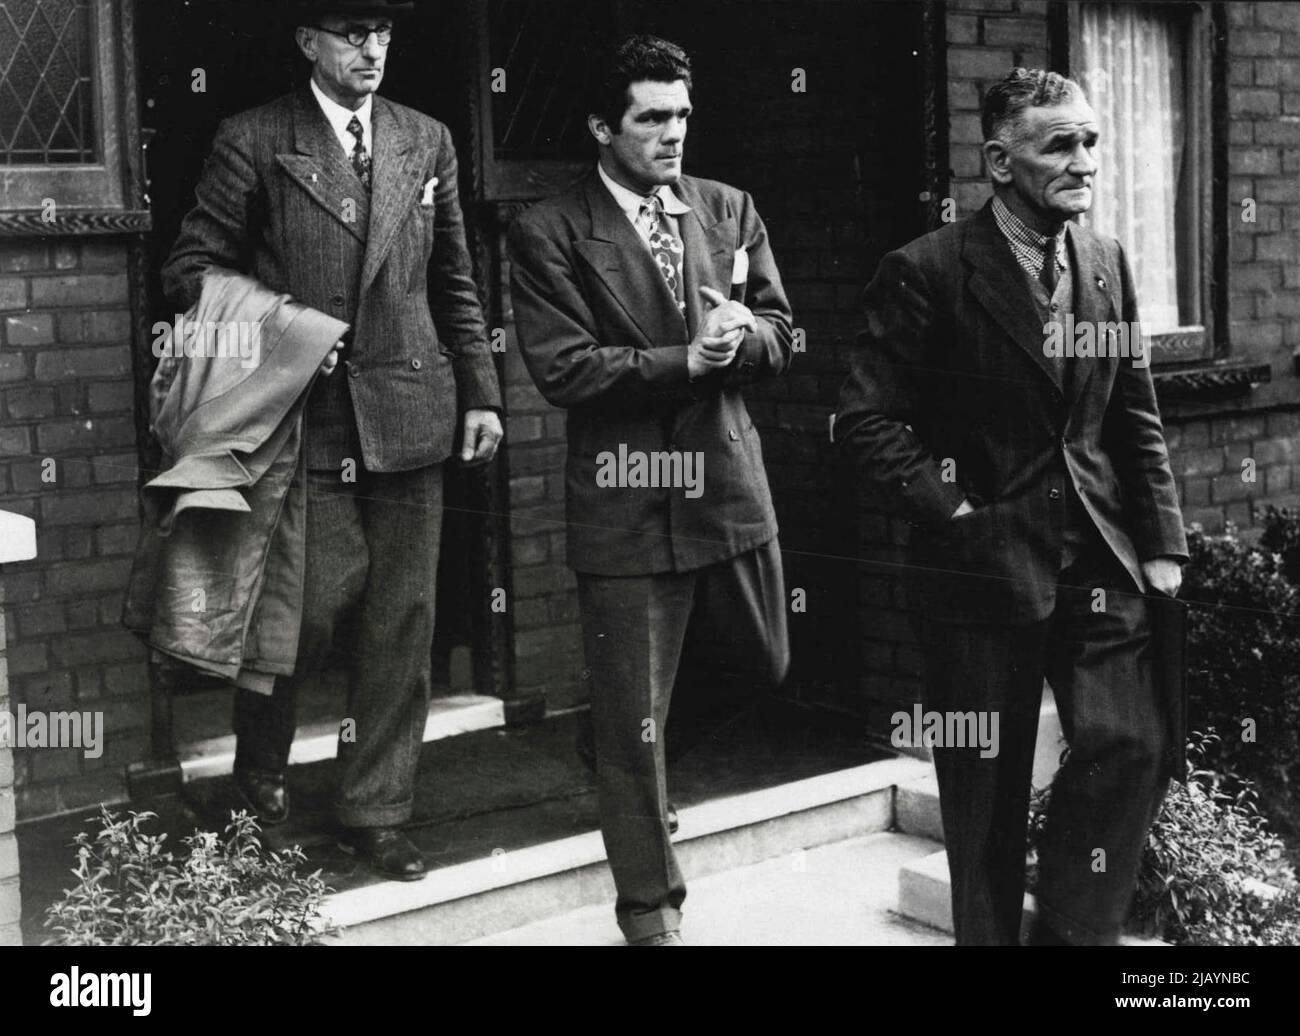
[44,807,330,946]
[1029,732,1300,946]
[1181,521,1300,825]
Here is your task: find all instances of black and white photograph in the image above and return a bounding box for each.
[0,0,1295,1006]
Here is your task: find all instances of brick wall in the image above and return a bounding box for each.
[0,578,20,945]
[0,238,149,820]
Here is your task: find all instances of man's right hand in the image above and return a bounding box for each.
[320,341,343,376]
[687,286,756,379]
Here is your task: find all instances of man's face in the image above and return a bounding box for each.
[992,96,1099,227]
[300,15,389,107]
[601,79,691,192]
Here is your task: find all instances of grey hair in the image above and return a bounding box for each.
[981,67,1087,147]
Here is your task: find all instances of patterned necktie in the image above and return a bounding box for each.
[1040,233,1059,294]
[347,115,372,192]
[639,194,686,314]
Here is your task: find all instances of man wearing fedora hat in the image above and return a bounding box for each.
[163,0,503,880]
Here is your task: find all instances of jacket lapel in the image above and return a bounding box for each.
[575,171,688,349]
[358,97,428,296]
[964,201,1063,394]
[276,85,369,245]
[677,178,735,339]
[1065,222,1122,404]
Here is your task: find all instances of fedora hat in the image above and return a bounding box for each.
[286,1,415,22]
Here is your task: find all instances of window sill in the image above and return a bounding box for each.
[0,208,152,237]
[1152,359,1272,402]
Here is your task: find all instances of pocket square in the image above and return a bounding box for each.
[730,248,749,302]
[420,177,439,206]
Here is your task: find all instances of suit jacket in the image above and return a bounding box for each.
[508,171,793,575]
[836,200,1187,624]
[162,84,501,473]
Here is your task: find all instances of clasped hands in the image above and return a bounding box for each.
[687,286,757,379]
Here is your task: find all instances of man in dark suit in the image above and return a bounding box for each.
[508,35,794,945]
[162,0,503,880]
[837,68,1187,945]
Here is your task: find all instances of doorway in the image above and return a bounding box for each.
[133,0,506,752]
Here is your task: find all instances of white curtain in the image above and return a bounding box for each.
[1077,3,1184,332]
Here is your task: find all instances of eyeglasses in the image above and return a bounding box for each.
[314,22,393,48]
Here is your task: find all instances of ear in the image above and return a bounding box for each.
[587,113,613,146]
[983,138,1015,187]
[295,26,317,62]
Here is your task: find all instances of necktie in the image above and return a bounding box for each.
[1040,234,1059,294]
[640,194,686,313]
[347,115,372,192]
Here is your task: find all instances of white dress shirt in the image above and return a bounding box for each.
[310,77,373,161]
[597,162,692,250]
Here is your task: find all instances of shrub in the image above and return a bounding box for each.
[44,807,330,946]
[1029,732,1300,946]
[1181,521,1300,822]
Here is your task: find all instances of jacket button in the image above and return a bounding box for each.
[349,365,360,378]
[1049,488,1061,500]
[411,358,422,371]
[331,293,344,307]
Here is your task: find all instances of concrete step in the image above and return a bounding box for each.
[893,689,1067,843]
[178,693,505,782]
[897,847,1168,946]
[326,755,931,945]
[463,830,952,946]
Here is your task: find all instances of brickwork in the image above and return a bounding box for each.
[0,238,148,821]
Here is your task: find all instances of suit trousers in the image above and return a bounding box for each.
[914,539,1167,946]
[233,463,444,827]
[576,538,790,942]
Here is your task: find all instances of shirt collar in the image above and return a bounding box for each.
[597,163,692,221]
[992,194,1068,257]
[310,77,373,149]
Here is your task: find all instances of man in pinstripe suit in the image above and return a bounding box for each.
[838,69,1186,945]
[163,0,502,880]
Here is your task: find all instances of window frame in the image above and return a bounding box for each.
[0,0,149,235]
[468,0,629,202]
[1062,0,1220,365]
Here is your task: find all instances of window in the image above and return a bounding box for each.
[473,0,621,200]
[0,0,125,211]
[1070,1,1214,363]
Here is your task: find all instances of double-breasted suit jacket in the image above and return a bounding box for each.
[163,84,501,472]
[837,200,1187,624]
[507,171,794,575]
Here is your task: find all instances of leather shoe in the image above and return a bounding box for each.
[233,769,289,826]
[630,930,685,946]
[338,826,427,882]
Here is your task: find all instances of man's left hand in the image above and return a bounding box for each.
[1141,557,1183,597]
[460,409,503,467]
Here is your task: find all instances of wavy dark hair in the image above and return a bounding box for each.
[590,34,693,132]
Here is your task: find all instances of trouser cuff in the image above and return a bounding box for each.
[336,799,413,828]
[618,904,683,944]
